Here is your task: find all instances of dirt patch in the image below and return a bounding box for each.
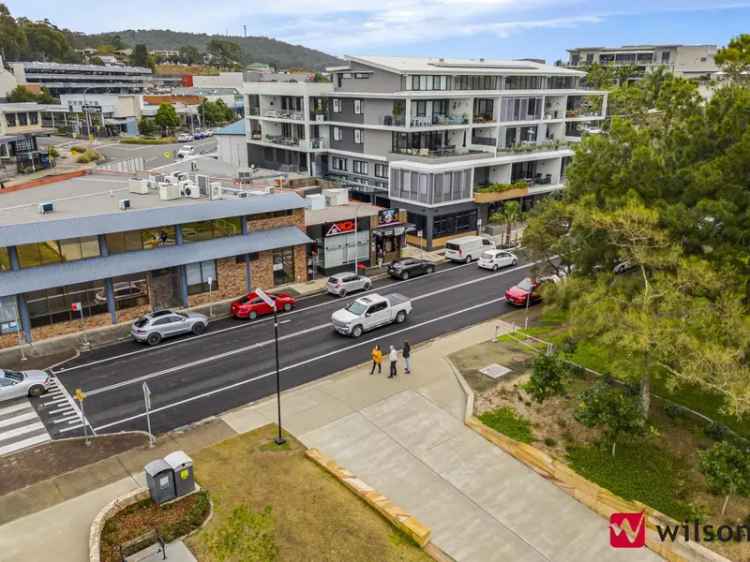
[0,433,148,495]
[187,424,431,562]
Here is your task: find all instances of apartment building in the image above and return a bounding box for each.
[0,102,67,172]
[10,61,153,96]
[243,56,607,249]
[567,44,719,78]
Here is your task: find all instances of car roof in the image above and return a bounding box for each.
[149,309,174,318]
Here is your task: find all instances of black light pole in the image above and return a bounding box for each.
[273,304,286,445]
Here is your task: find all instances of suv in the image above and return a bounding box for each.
[177,145,196,158]
[131,309,209,345]
[327,273,372,297]
[176,133,193,142]
[387,259,435,280]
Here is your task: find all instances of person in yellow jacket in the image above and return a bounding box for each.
[370,344,383,375]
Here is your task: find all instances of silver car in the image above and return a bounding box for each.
[131,309,209,346]
[0,368,51,401]
[327,273,372,297]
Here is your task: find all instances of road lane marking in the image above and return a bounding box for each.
[0,402,30,416]
[91,295,507,432]
[0,433,50,456]
[0,422,44,440]
[0,412,37,428]
[55,260,534,375]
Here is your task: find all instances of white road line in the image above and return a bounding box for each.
[48,406,74,414]
[92,295,507,431]
[42,397,69,405]
[0,422,44,440]
[0,412,37,428]
[58,423,83,434]
[47,376,95,436]
[56,261,535,375]
[0,433,50,456]
[53,413,81,424]
[0,402,30,416]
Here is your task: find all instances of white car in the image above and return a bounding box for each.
[176,133,193,142]
[331,293,411,338]
[326,273,372,297]
[0,368,51,401]
[177,145,196,158]
[477,250,518,271]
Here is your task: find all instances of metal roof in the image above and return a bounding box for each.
[344,56,585,77]
[0,226,311,297]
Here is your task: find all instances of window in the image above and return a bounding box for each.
[354,129,362,144]
[59,236,100,262]
[25,280,109,328]
[6,113,16,127]
[0,295,19,334]
[352,160,369,175]
[354,99,362,114]
[374,163,388,178]
[182,218,241,243]
[18,113,28,126]
[333,126,342,141]
[661,52,671,63]
[0,247,10,271]
[415,101,427,117]
[29,112,38,125]
[250,210,293,221]
[331,157,347,171]
[186,260,217,295]
[332,99,342,113]
[17,238,102,268]
[412,76,420,90]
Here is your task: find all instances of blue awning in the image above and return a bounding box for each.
[0,226,311,297]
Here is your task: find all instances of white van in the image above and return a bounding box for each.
[444,236,496,263]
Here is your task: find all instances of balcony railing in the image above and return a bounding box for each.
[565,110,603,119]
[472,114,495,124]
[264,110,305,121]
[410,115,468,127]
[497,140,574,154]
[379,115,406,126]
[265,135,304,147]
[471,136,496,147]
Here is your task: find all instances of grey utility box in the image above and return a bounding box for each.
[144,458,176,505]
[164,450,196,497]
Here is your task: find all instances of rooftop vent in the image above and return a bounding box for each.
[119,199,131,210]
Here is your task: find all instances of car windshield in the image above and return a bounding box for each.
[176,312,189,319]
[446,242,459,251]
[134,317,149,328]
[2,370,23,381]
[481,252,495,260]
[517,278,535,292]
[345,301,368,315]
[328,277,341,283]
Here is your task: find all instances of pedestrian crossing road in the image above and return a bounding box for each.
[0,377,87,456]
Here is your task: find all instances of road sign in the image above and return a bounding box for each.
[255,288,276,310]
[143,382,151,410]
[74,388,86,402]
[71,302,82,312]
[163,151,173,159]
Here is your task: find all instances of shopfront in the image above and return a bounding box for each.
[308,216,371,275]
[372,208,411,265]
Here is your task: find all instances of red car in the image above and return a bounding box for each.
[504,277,554,306]
[231,291,296,320]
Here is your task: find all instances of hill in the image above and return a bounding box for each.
[69,29,343,71]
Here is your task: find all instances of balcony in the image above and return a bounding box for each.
[265,134,305,147]
[379,115,406,127]
[410,115,469,127]
[471,136,497,147]
[497,140,574,154]
[472,113,495,124]
[308,138,329,149]
[263,109,305,121]
[565,110,603,119]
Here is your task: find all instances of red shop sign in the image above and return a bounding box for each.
[326,220,356,236]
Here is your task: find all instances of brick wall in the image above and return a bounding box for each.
[246,209,305,233]
[188,257,247,307]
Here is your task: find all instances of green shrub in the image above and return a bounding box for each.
[120,136,176,145]
[478,407,535,443]
[70,144,87,154]
[524,352,568,403]
[75,148,101,163]
[48,146,60,159]
[544,437,558,447]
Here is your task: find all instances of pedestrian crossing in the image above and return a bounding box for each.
[39,376,87,436]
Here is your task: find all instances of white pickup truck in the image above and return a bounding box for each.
[331,293,412,338]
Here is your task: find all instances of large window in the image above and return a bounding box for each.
[25,281,108,328]
[6,113,16,127]
[390,169,471,205]
[106,226,176,253]
[331,157,347,171]
[186,260,217,295]
[433,210,478,237]
[251,210,293,221]
[272,248,295,286]
[112,273,149,311]
[17,237,100,268]
[374,163,388,178]
[453,75,497,91]
[182,218,241,243]
[0,248,10,271]
[352,160,369,175]
[504,76,543,90]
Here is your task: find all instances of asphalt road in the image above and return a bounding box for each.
[94,138,217,170]
[49,259,537,437]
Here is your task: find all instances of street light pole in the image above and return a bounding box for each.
[273,304,286,446]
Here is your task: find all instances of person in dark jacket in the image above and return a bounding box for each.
[402,341,411,374]
[388,345,398,378]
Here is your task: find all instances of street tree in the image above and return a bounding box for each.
[699,441,750,515]
[523,352,568,404]
[138,116,157,137]
[154,103,179,136]
[489,200,521,247]
[715,34,750,83]
[575,380,646,457]
[521,197,576,277]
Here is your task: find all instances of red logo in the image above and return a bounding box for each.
[326,220,356,236]
[610,512,646,548]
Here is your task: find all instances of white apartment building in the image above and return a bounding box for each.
[243,56,607,248]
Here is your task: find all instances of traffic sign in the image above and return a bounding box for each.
[74,388,86,402]
[255,288,276,310]
[71,302,82,312]
[163,151,173,159]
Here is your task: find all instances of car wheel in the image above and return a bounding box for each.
[363,282,371,291]
[339,288,347,297]
[249,311,257,320]
[352,325,363,338]
[395,310,407,324]
[465,256,472,264]
[192,322,206,335]
[493,264,499,272]
[28,385,45,397]
[512,259,518,266]
[401,272,409,280]
[283,302,292,312]
[147,333,162,346]
[426,266,435,274]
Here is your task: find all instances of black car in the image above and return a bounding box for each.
[388,258,435,280]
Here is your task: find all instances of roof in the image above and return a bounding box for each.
[344,56,585,77]
[143,95,205,106]
[0,226,311,298]
[215,120,246,136]
[305,202,381,226]
[0,102,66,113]
[13,61,152,74]
[567,44,717,52]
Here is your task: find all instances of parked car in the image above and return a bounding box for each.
[205,129,215,137]
[331,293,412,338]
[478,250,518,271]
[176,133,193,142]
[131,310,208,345]
[504,276,557,306]
[327,273,372,297]
[193,130,207,140]
[177,145,196,158]
[0,368,51,401]
[613,260,634,274]
[230,291,296,320]
[444,236,495,263]
[387,258,435,280]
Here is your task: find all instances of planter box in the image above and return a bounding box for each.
[474,187,529,204]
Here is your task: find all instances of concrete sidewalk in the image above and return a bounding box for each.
[0,318,661,562]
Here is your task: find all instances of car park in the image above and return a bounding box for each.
[230,291,296,320]
[331,293,412,337]
[176,133,193,142]
[478,250,518,271]
[327,273,372,297]
[131,310,208,345]
[177,145,196,158]
[387,258,435,280]
[444,236,495,263]
[0,368,51,401]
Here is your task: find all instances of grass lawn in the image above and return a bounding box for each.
[478,407,535,443]
[186,424,431,562]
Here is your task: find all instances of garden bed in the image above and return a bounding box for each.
[120,136,176,145]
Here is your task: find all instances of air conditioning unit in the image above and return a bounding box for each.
[306,193,325,210]
[38,201,54,214]
[196,175,210,195]
[209,182,223,200]
[322,188,348,207]
[159,182,181,201]
[180,180,201,199]
[119,199,131,210]
[128,178,149,194]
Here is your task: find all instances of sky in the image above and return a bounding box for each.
[6,0,750,62]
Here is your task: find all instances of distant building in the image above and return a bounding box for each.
[566,44,719,79]
[0,102,67,172]
[0,56,18,99]
[10,61,153,96]
[214,119,248,168]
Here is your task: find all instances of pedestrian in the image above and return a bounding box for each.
[388,345,398,378]
[377,246,384,268]
[370,344,383,375]
[403,341,411,374]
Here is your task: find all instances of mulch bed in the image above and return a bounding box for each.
[0,433,148,495]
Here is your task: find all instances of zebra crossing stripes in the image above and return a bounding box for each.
[0,400,51,456]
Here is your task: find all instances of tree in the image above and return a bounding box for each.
[0,3,28,61]
[90,56,105,66]
[214,98,234,122]
[584,64,615,90]
[715,34,750,83]
[521,197,575,277]
[7,85,37,102]
[207,505,278,562]
[207,39,242,68]
[154,103,179,136]
[523,352,567,404]
[575,381,646,457]
[178,45,201,65]
[699,441,750,515]
[110,34,124,51]
[490,200,521,247]
[130,43,150,68]
[138,116,157,137]
[36,87,55,104]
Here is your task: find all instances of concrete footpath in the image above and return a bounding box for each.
[0,319,661,562]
